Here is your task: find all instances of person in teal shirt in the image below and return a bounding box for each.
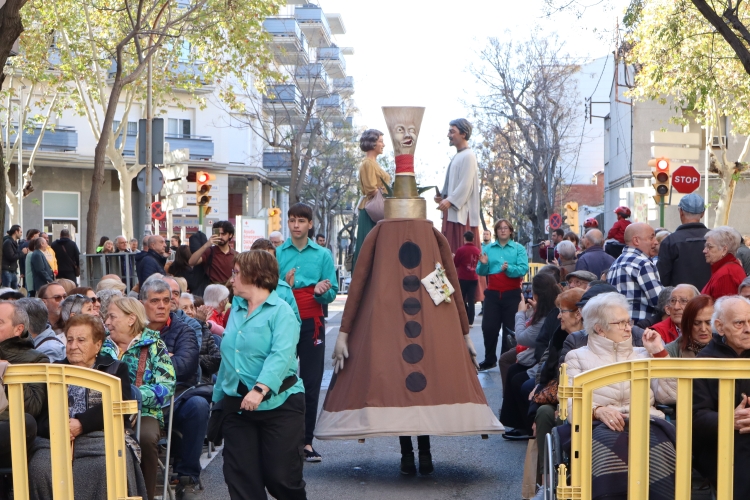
[251,237,301,325]
[276,203,337,462]
[476,219,529,370]
[213,249,307,499]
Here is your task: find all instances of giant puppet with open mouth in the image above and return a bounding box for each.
[315,106,503,451]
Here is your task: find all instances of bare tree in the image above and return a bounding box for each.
[471,35,580,243]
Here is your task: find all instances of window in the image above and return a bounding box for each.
[112,120,137,136]
[168,118,191,138]
[43,191,79,235]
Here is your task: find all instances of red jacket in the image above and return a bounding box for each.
[651,317,680,344]
[607,219,631,244]
[702,254,747,300]
[454,243,481,281]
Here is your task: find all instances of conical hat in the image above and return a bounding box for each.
[382,107,426,156]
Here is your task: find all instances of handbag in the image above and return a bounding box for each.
[364,187,385,222]
[532,379,559,405]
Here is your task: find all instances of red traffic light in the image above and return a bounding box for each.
[198,172,210,183]
[656,158,669,171]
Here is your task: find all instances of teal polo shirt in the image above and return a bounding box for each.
[277,238,338,304]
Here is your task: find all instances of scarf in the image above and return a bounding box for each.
[686,338,709,353]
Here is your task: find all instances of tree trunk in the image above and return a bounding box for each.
[713,168,737,227]
[86,81,124,253]
[116,166,137,239]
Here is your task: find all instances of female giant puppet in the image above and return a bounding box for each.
[315,107,503,475]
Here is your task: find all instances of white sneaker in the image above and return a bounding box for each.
[530,485,546,500]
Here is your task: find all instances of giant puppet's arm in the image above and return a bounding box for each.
[333,223,383,372]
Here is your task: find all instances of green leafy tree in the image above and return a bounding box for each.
[628,0,750,225]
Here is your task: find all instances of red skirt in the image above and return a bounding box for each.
[441,216,479,254]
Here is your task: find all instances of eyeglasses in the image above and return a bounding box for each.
[497,226,511,232]
[608,319,634,330]
[669,298,690,306]
[90,297,101,304]
[231,269,240,276]
[42,294,67,302]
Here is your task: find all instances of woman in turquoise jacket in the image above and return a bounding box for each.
[213,250,307,500]
[476,219,529,371]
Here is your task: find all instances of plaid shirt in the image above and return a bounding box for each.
[606,246,663,321]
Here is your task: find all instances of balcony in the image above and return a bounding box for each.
[115,129,213,160]
[263,148,292,172]
[316,94,344,118]
[263,17,309,66]
[331,116,353,129]
[165,134,214,160]
[332,76,354,97]
[317,47,346,79]
[295,63,330,98]
[262,84,303,119]
[10,125,78,152]
[294,5,331,48]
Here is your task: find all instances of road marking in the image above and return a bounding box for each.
[326,326,337,336]
[321,369,333,390]
[200,444,223,469]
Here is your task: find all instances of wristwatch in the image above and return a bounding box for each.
[252,385,265,396]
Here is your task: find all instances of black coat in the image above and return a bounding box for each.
[693,335,750,497]
[656,222,711,290]
[38,355,132,438]
[51,237,81,281]
[198,320,221,383]
[135,250,166,285]
[0,332,49,420]
[2,235,21,272]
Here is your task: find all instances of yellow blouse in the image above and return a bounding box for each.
[357,158,391,209]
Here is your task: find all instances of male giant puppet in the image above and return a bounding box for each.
[315,107,503,475]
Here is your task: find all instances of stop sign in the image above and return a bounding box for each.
[672,165,701,194]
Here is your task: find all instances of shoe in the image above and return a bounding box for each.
[477,360,497,371]
[501,429,531,441]
[531,485,545,499]
[304,447,322,462]
[418,452,434,475]
[175,476,202,499]
[400,453,416,475]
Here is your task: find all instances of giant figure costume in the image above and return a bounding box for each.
[315,107,503,440]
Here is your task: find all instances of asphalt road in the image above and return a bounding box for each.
[197,296,526,500]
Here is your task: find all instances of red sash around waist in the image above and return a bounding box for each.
[293,285,324,344]
[488,273,522,293]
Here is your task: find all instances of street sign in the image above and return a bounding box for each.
[137,167,164,194]
[672,165,701,193]
[161,178,188,197]
[162,194,187,212]
[161,164,188,180]
[549,213,562,230]
[151,201,166,221]
[544,219,550,233]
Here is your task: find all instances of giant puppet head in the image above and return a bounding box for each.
[382,107,425,200]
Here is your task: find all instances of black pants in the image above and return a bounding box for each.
[0,413,37,468]
[498,363,532,432]
[459,279,478,326]
[481,288,521,364]
[399,435,431,455]
[222,393,307,500]
[297,317,325,445]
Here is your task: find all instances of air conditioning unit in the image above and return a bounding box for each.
[711,136,727,148]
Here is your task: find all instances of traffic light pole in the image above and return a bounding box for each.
[144,56,153,236]
[659,196,665,227]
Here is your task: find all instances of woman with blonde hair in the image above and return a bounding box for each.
[101,297,175,500]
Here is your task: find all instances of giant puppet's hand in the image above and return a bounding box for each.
[464,335,480,372]
[332,331,350,373]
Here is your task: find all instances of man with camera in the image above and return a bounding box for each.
[188,221,237,285]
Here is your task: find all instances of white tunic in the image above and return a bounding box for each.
[441,148,480,226]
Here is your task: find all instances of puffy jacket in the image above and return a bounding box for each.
[563,330,675,421]
[198,319,221,383]
[100,328,175,425]
[0,331,49,421]
[159,312,199,388]
[575,245,615,279]
[174,308,202,349]
[135,250,166,285]
[607,219,631,244]
[702,253,747,300]
[2,235,21,272]
[656,222,711,290]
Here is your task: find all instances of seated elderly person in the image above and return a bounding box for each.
[96,289,123,322]
[203,283,230,329]
[738,276,750,300]
[16,297,65,362]
[179,292,222,383]
[693,295,750,497]
[60,293,98,325]
[139,279,206,498]
[555,240,578,280]
[665,295,714,358]
[650,284,700,343]
[0,301,48,470]
[564,292,676,499]
[702,226,746,300]
[70,286,102,317]
[101,297,175,500]
[28,315,146,499]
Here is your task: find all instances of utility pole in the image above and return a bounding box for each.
[17,85,23,230]
[144,57,153,236]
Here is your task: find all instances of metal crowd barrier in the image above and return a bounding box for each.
[557,358,750,500]
[525,262,544,283]
[81,252,138,292]
[5,364,139,499]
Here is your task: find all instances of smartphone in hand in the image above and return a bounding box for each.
[546,247,555,263]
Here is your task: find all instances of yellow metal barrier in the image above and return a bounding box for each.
[556,358,750,500]
[526,262,544,282]
[4,364,140,500]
